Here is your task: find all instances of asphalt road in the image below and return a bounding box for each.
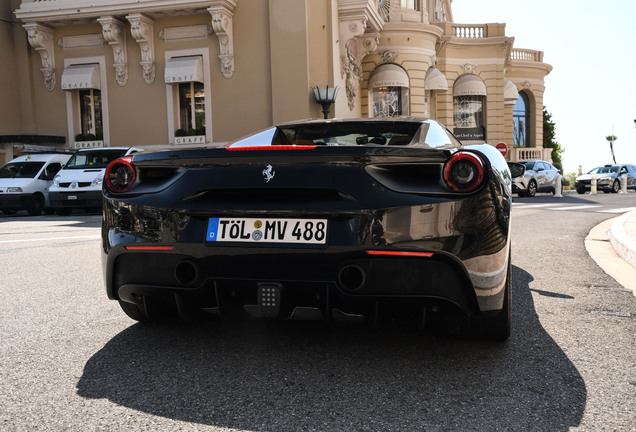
[1,194,635,432]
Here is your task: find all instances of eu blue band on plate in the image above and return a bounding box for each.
[207,217,219,241]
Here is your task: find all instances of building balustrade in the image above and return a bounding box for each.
[511,49,544,62]
[451,24,486,38]
[509,147,554,164]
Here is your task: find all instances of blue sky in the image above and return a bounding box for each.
[452,0,636,174]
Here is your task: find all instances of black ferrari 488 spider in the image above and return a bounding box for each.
[102,118,512,340]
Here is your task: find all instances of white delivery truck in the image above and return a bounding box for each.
[0,153,73,216]
[48,147,141,215]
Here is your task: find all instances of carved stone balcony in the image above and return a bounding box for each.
[15,0,237,88]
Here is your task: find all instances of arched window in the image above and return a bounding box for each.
[453,74,486,141]
[513,92,530,147]
[369,64,410,118]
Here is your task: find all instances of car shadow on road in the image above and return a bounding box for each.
[76,265,585,431]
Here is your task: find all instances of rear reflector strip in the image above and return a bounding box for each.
[227,145,316,151]
[366,250,433,257]
[125,245,174,251]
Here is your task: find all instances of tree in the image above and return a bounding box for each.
[605,134,617,164]
[543,107,563,172]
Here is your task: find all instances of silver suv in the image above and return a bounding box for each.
[508,160,563,197]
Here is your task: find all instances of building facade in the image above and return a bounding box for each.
[1,0,552,164]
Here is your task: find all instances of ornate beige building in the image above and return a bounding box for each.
[1,0,552,164]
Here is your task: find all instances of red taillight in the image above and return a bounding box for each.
[105,156,136,193]
[227,145,316,151]
[366,250,433,257]
[443,151,485,193]
[125,245,174,251]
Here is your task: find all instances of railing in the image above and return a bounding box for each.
[510,49,544,62]
[510,147,548,162]
[451,24,486,38]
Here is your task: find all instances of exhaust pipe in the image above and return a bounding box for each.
[338,264,366,291]
[174,259,202,287]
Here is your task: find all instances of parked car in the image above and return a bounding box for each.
[102,118,513,340]
[574,164,636,194]
[0,153,72,215]
[508,160,563,197]
[49,147,141,215]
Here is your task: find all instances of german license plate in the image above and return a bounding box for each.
[206,217,327,244]
[68,195,77,200]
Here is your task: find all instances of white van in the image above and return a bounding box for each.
[49,147,141,215]
[0,153,73,216]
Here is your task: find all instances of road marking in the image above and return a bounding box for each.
[549,205,602,211]
[512,203,559,208]
[596,207,636,214]
[0,235,100,244]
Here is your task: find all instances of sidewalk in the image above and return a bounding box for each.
[608,209,636,271]
[585,209,636,296]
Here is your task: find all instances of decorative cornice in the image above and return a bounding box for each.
[23,23,56,91]
[127,13,155,84]
[208,0,237,79]
[98,16,128,86]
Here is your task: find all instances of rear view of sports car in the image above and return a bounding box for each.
[102,118,513,340]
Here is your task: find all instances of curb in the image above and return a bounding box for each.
[608,209,636,270]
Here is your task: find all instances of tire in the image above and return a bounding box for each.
[27,194,44,216]
[476,257,512,341]
[611,180,620,193]
[576,187,586,195]
[526,180,537,197]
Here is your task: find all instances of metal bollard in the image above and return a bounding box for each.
[554,176,563,198]
[620,174,627,193]
[590,175,597,194]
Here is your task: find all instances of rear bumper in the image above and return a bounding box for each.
[104,245,509,321]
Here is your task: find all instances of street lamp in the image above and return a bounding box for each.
[313,85,339,119]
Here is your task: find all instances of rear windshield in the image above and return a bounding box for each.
[0,161,45,179]
[65,149,127,169]
[231,120,462,149]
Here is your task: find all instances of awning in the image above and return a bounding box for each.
[424,67,448,91]
[504,79,519,105]
[369,64,409,88]
[453,74,487,96]
[165,56,204,83]
[61,64,100,90]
